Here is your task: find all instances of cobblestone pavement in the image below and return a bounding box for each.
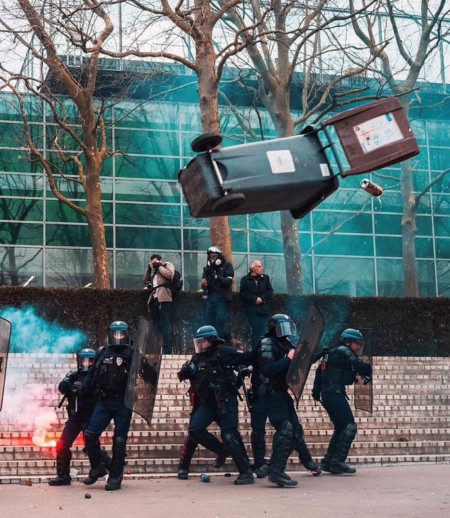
[1,464,449,518]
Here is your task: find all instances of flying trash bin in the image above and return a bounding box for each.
[178,97,419,219]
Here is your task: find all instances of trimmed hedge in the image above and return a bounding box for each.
[0,286,449,356]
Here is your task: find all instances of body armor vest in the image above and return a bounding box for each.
[96,345,133,399]
[320,345,357,393]
[191,347,238,401]
[259,337,290,391]
[66,370,96,417]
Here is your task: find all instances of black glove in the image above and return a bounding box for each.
[312,390,321,402]
[178,362,196,381]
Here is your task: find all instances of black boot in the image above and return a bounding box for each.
[222,430,254,486]
[330,423,357,475]
[105,436,127,491]
[268,421,297,487]
[83,431,107,485]
[49,448,72,486]
[177,435,198,479]
[294,433,321,476]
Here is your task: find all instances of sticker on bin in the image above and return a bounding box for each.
[353,113,404,154]
[266,150,296,174]
[320,163,331,177]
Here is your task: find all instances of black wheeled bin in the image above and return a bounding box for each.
[178,131,339,219]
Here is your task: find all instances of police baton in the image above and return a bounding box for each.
[57,394,67,408]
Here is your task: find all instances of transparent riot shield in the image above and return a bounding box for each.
[354,328,373,413]
[124,317,162,426]
[0,317,12,411]
[286,304,324,407]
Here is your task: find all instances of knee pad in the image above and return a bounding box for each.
[279,420,293,441]
[342,423,357,440]
[113,435,127,445]
[84,430,100,449]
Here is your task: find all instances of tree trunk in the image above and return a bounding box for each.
[275,96,303,295]
[400,159,418,296]
[85,153,110,289]
[194,6,233,268]
[398,99,418,296]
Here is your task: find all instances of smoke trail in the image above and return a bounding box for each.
[0,305,87,446]
[0,305,87,354]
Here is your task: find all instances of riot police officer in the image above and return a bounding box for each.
[312,328,372,475]
[49,348,109,486]
[257,314,321,487]
[178,325,254,485]
[82,321,135,491]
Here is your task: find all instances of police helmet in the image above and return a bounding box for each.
[340,328,364,346]
[267,314,297,339]
[193,325,224,353]
[207,246,223,266]
[77,348,96,372]
[107,321,131,347]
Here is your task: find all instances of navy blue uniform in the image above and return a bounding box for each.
[49,369,99,485]
[312,343,372,473]
[258,336,320,481]
[179,342,254,484]
[82,344,135,490]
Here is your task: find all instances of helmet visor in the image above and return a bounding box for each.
[108,329,128,346]
[275,321,297,338]
[80,356,94,372]
[194,337,212,354]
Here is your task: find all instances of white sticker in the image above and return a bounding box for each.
[266,150,296,174]
[353,113,403,154]
[320,163,331,177]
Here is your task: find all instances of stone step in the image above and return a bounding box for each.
[1,353,450,483]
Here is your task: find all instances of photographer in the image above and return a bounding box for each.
[201,246,234,342]
[144,254,175,354]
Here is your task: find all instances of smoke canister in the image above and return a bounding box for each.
[360,179,383,196]
[200,473,210,483]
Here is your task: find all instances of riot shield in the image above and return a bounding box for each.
[354,328,373,413]
[124,317,162,426]
[286,304,324,407]
[0,317,12,411]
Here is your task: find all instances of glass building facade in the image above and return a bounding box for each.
[0,73,449,296]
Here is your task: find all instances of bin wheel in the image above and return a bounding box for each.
[191,132,223,153]
[212,193,246,213]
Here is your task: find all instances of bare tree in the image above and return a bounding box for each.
[217,0,381,294]
[350,0,450,295]
[103,0,272,270]
[0,0,119,288]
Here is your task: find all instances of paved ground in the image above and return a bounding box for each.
[1,464,449,518]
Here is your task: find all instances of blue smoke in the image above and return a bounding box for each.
[0,305,87,353]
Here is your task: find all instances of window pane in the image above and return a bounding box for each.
[115,203,180,227]
[0,246,43,286]
[116,226,181,250]
[314,257,375,295]
[314,234,373,256]
[0,222,42,245]
[115,179,179,203]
